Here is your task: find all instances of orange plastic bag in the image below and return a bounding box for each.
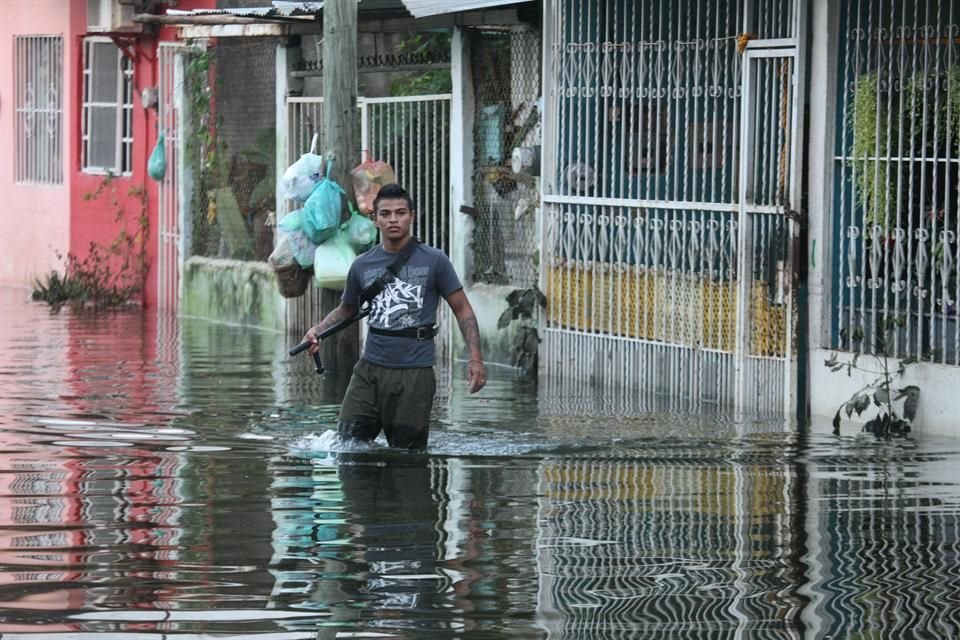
[351,154,396,214]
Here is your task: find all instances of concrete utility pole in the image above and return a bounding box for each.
[320,0,360,371]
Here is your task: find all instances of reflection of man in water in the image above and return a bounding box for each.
[337,454,442,613]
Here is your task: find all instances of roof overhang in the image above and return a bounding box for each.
[399,0,526,18]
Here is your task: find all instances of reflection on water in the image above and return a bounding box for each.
[1,286,959,638]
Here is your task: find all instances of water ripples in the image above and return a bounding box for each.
[2,288,960,637]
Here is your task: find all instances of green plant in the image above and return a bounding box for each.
[825,316,920,438]
[389,32,452,97]
[498,286,547,377]
[184,45,228,257]
[32,179,150,310]
[240,128,276,210]
[850,66,960,229]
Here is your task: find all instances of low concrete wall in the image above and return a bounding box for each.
[458,282,534,369]
[810,347,960,438]
[182,257,285,331]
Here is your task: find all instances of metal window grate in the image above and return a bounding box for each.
[81,38,133,175]
[834,1,960,366]
[15,35,63,185]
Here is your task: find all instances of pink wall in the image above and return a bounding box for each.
[0,0,75,288]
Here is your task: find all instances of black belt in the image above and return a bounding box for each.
[368,325,438,340]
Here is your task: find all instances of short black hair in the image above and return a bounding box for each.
[373,183,416,213]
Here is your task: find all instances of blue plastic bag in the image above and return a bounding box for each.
[301,160,344,245]
[148,133,166,181]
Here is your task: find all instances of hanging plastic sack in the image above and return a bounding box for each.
[301,159,345,244]
[312,230,356,290]
[148,133,166,181]
[268,230,297,270]
[341,206,377,253]
[285,228,319,268]
[277,208,303,233]
[351,154,396,214]
[280,134,323,202]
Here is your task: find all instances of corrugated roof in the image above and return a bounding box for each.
[166,1,325,19]
[399,0,524,18]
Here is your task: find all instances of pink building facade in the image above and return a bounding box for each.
[0,0,75,289]
[1,0,212,306]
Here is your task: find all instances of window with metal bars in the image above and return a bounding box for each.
[14,35,63,185]
[82,38,134,175]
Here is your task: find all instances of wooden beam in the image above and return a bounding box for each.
[319,0,361,367]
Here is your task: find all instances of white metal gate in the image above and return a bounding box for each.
[284,95,453,361]
[157,43,186,311]
[541,0,804,416]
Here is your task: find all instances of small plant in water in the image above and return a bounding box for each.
[498,286,547,378]
[825,316,920,438]
[32,178,150,311]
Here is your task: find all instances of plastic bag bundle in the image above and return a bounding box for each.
[148,133,167,181]
[301,159,345,244]
[277,209,303,233]
[313,231,356,290]
[268,231,296,270]
[280,134,323,202]
[287,229,319,268]
[351,155,396,214]
[280,153,323,202]
[341,209,377,253]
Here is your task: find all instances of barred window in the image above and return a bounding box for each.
[82,38,133,175]
[15,35,63,185]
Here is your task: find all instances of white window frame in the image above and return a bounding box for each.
[82,37,134,175]
[15,35,63,185]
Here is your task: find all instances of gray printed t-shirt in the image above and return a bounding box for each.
[342,242,462,368]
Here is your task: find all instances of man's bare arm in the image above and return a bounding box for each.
[303,302,359,353]
[446,289,486,393]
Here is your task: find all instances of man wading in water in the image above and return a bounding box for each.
[302,183,487,449]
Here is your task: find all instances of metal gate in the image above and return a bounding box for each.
[284,95,453,362]
[540,0,804,416]
[157,43,186,312]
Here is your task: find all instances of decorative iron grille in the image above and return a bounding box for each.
[834,1,960,366]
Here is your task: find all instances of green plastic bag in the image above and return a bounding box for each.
[148,133,166,181]
[313,230,356,289]
[341,208,377,252]
[301,159,344,244]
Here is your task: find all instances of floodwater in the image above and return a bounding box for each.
[1,286,959,639]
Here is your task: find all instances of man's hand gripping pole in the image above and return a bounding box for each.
[288,306,372,375]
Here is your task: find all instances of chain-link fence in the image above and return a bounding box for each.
[184,39,277,263]
[470,28,542,288]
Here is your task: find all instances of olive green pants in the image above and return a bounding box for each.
[338,360,437,449]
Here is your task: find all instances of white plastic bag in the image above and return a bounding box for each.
[268,231,296,269]
[313,231,356,289]
[280,134,323,202]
